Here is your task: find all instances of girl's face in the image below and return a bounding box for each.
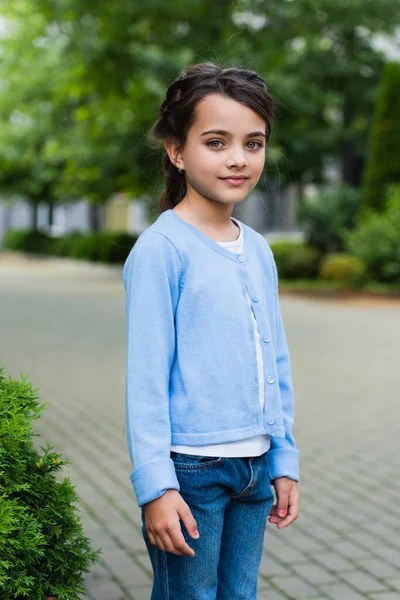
[171,94,267,208]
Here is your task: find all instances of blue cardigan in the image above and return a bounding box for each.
[123,208,299,507]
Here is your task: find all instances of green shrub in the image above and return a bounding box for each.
[269,241,321,279]
[97,232,137,264]
[60,231,137,263]
[0,365,100,599]
[68,233,104,262]
[297,185,361,253]
[345,184,400,283]
[319,253,367,287]
[50,232,84,257]
[3,230,53,254]
[4,229,137,264]
[362,62,400,213]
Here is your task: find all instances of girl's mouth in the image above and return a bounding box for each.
[221,177,248,186]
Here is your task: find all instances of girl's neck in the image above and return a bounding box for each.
[172,197,239,243]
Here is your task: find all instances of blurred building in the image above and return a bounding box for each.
[0,184,303,248]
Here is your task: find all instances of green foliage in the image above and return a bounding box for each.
[68,232,137,263]
[50,232,84,257]
[0,7,69,226]
[269,241,321,279]
[3,229,137,264]
[362,62,400,211]
[250,0,399,186]
[319,253,367,287]
[0,365,100,599]
[3,229,53,254]
[345,184,400,283]
[0,0,242,211]
[1,0,400,218]
[67,233,105,262]
[98,233,139,264]
[297,185,361,253]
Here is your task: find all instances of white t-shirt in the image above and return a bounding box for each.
[171,217,271,457]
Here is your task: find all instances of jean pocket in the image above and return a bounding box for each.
[170,451,223,470]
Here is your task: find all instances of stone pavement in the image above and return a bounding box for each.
[1,251,400,600]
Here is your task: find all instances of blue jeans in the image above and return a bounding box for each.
[141,450,275,599]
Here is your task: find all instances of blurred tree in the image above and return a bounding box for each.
[0,9,68,230]
[237,0,400,187]
[297,184,360,253]
[0,0,399,227]
[7,0,242,223]
[361,62,400,212]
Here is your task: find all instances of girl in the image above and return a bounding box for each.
[123,62,300,599]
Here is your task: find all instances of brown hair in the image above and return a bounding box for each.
[148,62,275,213]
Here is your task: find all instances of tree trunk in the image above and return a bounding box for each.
[48,202,54,229]
[342,136,364,187]
[341,29,364,187]
[88,203,103,232]
[31,201,39,232]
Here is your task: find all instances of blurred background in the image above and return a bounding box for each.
[0,0,399,286]
[1,2,400,600]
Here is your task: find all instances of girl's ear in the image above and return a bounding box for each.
[164,140,184,171]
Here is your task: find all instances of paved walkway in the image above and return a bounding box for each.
[1,252,400,600]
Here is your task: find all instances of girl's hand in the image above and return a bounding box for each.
[268,477,300,529]
[143,489,199,556]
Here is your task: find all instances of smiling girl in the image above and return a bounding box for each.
[123,62,300,599]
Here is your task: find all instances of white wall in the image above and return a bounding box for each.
[0,197,92,248]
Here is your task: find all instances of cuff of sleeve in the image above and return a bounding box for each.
[267,448,300,482]
[130,457,180,507]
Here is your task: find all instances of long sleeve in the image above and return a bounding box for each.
[268,255,300,482]
[123,231,181,506]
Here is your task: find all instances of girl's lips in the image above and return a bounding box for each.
[221,177,248,186]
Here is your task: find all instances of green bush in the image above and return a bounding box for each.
[297,185,361,253]
[269,241,321,279]
[68,233,104,262]
[67,231,137,263]
[97,233,137,264]
[0,365,100,600]
[50,232,84,257]
[3,230,53,254]
[3,229,137,264]
[319,253,367,287]
[345,184,400,283]
[362,62,400,213]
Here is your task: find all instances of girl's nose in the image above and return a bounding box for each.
[226,147,247,169]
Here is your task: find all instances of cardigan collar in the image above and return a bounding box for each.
[163,208,248,264]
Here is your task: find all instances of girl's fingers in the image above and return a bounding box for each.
[160,531,184,555]
[277,501,300,529]
[178,502,199,539]
[269,497,300,528]
[147,530,156,546]
[268,503,279,516]
[148,525,195,556]
[168,525,195,556]
[154,533,167,552]
[268,516,280,523]
[277,512,297,528]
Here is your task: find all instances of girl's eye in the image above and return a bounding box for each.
[247,141,264,150]
[206,140,224,148]
[206,140,264,150]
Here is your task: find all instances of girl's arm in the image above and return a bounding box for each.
[123,231,181,507]
[267,255,300,483]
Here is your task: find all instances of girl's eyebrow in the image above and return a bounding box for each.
[200,129,266,138]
